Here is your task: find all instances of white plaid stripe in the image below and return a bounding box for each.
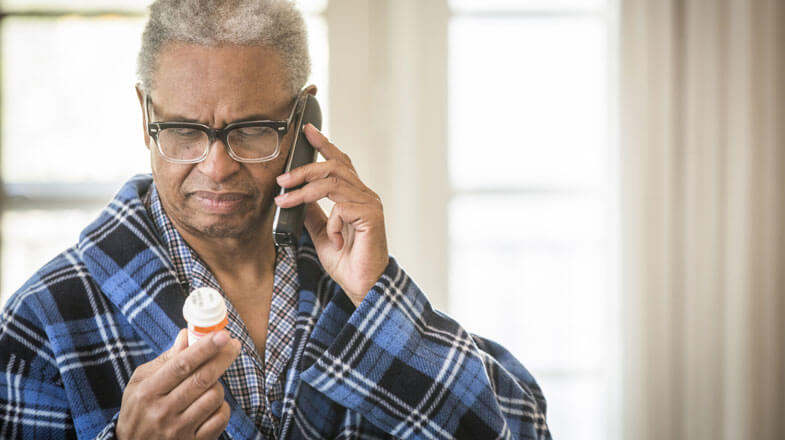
[145,185,299,438]
[1,175,551,440]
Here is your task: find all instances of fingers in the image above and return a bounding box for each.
[302,123,353,167]
[277,159,363,190]
[276,175,374,208]
[128,329,188,386]
[303,201,378,252]
[172,328,189,351]
[180,381,225,430]
[327,202,381,250]
[165,332,241,413]
[275,126,381,212]
[144,330,239,396]
[117,330,239,440]
[194,402,231,440]
[276,126,385,254]
[303,202,331,249]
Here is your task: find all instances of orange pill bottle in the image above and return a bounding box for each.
[182,287,228,346]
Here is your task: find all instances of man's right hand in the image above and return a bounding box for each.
[116,329,242,440]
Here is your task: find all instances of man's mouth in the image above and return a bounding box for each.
[190,191,250,213]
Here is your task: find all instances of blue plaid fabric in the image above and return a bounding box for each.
[144,185,299,438]
[0,175,551,439]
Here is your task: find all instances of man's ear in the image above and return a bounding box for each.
[135,83,151,150]
[304,84,317,97]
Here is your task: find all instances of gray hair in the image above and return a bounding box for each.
[137,0,310,97]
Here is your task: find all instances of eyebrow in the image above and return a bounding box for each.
[150,99,293,125]
[156,112,284,124]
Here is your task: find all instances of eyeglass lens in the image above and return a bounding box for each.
[157,126,280,161]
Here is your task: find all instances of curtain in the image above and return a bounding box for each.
[620,0,785,439]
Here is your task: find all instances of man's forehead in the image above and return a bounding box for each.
[151,42,291,119]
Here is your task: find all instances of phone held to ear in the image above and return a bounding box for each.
[272,94,322,247]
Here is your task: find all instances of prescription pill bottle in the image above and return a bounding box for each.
[182,287,228,346]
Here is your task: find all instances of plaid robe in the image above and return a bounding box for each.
[0,175,551,439]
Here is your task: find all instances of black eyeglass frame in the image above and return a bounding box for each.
[144,93,302,164]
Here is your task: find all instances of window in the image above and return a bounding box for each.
[447,1,617,438]
[0,0,328,305]
[1,1,618,436]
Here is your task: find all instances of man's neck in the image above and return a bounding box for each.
[176,212,277,302]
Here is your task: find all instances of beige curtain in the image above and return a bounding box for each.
[620,0,785,439]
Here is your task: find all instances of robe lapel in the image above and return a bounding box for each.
[77,174,261,439]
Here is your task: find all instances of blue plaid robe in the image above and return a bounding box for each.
[0,175,551,439]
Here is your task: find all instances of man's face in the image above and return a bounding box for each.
[141,43,296,240]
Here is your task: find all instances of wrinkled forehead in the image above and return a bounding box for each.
[151,43,292,121]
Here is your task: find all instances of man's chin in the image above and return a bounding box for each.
[199,224,245,238]
[193,218,260,239]
[189,205,275,239]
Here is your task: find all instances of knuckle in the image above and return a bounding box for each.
[132,359,155,378]
[160,425,174,440]
[210,394,225,413]
[213,382,225,400]
[190,370,212,390]
[219,402,231,423]
[127,369,144,386]
[205,383,224,409]
[162,424,181,440]
[305,163,320,177]
[328,175,341,187]
[286,189,301,203]
[368,190,382,205]
[148,404,168,430]
[316,161,331,178]
[172,356,192,379]
[133,382,152,401]
[159,348,172,363]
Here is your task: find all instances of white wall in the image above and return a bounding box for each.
[326,0,450,309]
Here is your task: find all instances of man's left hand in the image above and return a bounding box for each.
[275,123,389,306]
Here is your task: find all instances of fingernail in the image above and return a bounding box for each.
[277,172,289,182]
[276,193,288,201]
[172,330,183,348]
[212,331,229,346]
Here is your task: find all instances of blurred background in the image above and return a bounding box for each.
[0,0,782,439]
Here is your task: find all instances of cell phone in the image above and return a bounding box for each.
[272,93,322,247]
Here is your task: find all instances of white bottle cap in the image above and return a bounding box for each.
[183,287,227,328]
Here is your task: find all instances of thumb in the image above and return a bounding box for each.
[131,329,187,383]
[172,328,188,351]
[303,202,335,251]
[158,329,188,364]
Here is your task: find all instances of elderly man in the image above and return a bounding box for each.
[0,1,550,439]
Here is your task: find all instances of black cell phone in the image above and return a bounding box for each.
[272,93,322,247]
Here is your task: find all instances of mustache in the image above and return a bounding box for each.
[181,178,260,196]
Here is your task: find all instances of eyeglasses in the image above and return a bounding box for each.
[144,94,301,164]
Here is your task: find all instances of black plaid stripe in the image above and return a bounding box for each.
[1,175,552,439]
[145,185,299,438]
[265,246,299,407]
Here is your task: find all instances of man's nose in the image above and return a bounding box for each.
[196,138,241,182]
